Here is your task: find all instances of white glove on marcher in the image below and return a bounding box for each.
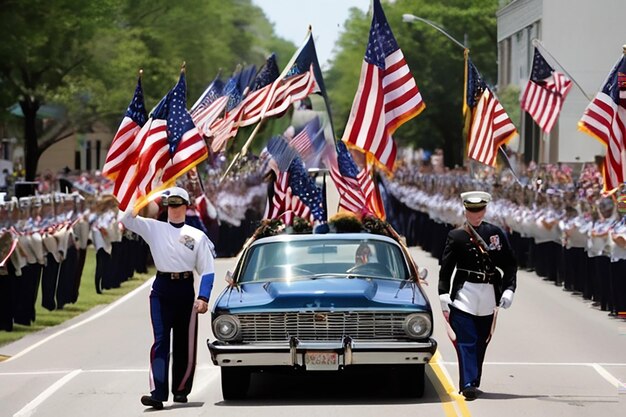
[439,293,452,312]
[499,289,515,309]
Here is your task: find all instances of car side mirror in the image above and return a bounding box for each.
[414,267,428,285]
[419,268,428,280]
[225,271,235,286]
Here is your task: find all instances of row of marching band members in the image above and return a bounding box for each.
[384,164,626,318]
[89,195,150,294]
[0,192,149,332]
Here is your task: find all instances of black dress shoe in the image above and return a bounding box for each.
[173,394,188,403]
[141,395,163,410]
[461,386,478,400]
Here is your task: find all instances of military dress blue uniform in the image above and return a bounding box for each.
[439,191,517,400]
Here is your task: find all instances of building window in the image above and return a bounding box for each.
[523,113,540,164]
[96,140,101,170]
[86,140,92,171]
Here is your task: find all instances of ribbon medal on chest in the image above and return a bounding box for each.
[180,235,195,251]
[488,234,501,251]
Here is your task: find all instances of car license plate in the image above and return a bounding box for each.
[304,351,339,371]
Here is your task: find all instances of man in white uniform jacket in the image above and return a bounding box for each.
[121,186,215,410]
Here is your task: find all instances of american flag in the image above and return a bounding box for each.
[289,116,326,164]
[579,56,626,192]
[466,57,517,167]
[521,47,572,134]
[239,31,321,128]
[264,151,325,225]
[341,0,424,173]
[208,62,276,153]
[288,157,325,222]
[251,54,280,92]
[131,71,208,214]
[329,141,375,215]
[190,74,227,138]
[103,77,148,211]
[266,135,298,172]
[231,54,280,130]
[265,171,312,226]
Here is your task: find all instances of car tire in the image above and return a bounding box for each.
[221,367,251,400]
[397,364,425,398]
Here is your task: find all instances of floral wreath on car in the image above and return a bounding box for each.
[250,212,396,240]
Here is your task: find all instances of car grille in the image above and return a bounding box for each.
[237,312,410,342]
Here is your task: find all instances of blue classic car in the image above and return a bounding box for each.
[208,232,437,400]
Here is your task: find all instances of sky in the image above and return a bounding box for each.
[252,0,370,69]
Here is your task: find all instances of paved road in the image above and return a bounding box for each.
[1,247,625,417]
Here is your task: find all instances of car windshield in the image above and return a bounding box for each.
[238,238,409,283]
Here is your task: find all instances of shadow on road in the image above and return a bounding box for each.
[215,368,441,406]
[480,391,618,404]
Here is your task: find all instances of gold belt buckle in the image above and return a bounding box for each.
[171,272,180,280]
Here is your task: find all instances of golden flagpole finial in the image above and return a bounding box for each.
[138,68,143,78]
[181,61,186,73]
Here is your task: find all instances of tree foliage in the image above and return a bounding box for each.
[0,0,296,179]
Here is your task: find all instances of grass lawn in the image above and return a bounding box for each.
[0,247,156,350]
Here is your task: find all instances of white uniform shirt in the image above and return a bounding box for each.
[588,217,615,257]
[121,212,213,276]
[610,218,626,261]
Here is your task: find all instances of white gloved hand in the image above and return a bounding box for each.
[439,293,452,312]
[499,289,515,309]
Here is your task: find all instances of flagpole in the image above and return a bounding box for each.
[532,39,593,101]
[219,119,265,183]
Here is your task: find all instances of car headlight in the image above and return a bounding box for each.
[213,315,241,341]
[403,313,431,339]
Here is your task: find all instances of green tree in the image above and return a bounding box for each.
[0,0,122,180]
[0,0,296,180]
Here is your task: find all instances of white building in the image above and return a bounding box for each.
[497,0,625,165]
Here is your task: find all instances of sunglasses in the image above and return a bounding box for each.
[166,196,187,207]
[465,205,487,213]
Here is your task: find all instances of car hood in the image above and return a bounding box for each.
[214,278,430,312]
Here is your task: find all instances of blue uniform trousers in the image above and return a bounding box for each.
[148,278,198,401]
[449,306,494,391]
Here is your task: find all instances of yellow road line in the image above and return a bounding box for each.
[428,350,473,417]
[0,354,10,362]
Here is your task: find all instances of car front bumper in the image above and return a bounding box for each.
[208,336,437,370]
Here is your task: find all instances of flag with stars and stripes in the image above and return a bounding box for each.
[578,55,626,192]
[287,157,326,223]
[341,0,425,173]
[465,56,517,167]
[208,64,269,153]
[103,77,148,211]
[239,31,322,128]
[521,47,572,134]
[289,116,327,166]
[130,71,208,214]
[190,74,227,138]
[329,141,375,215]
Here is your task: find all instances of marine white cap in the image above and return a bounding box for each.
[460,191,492,210]
[163,186,190,205]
